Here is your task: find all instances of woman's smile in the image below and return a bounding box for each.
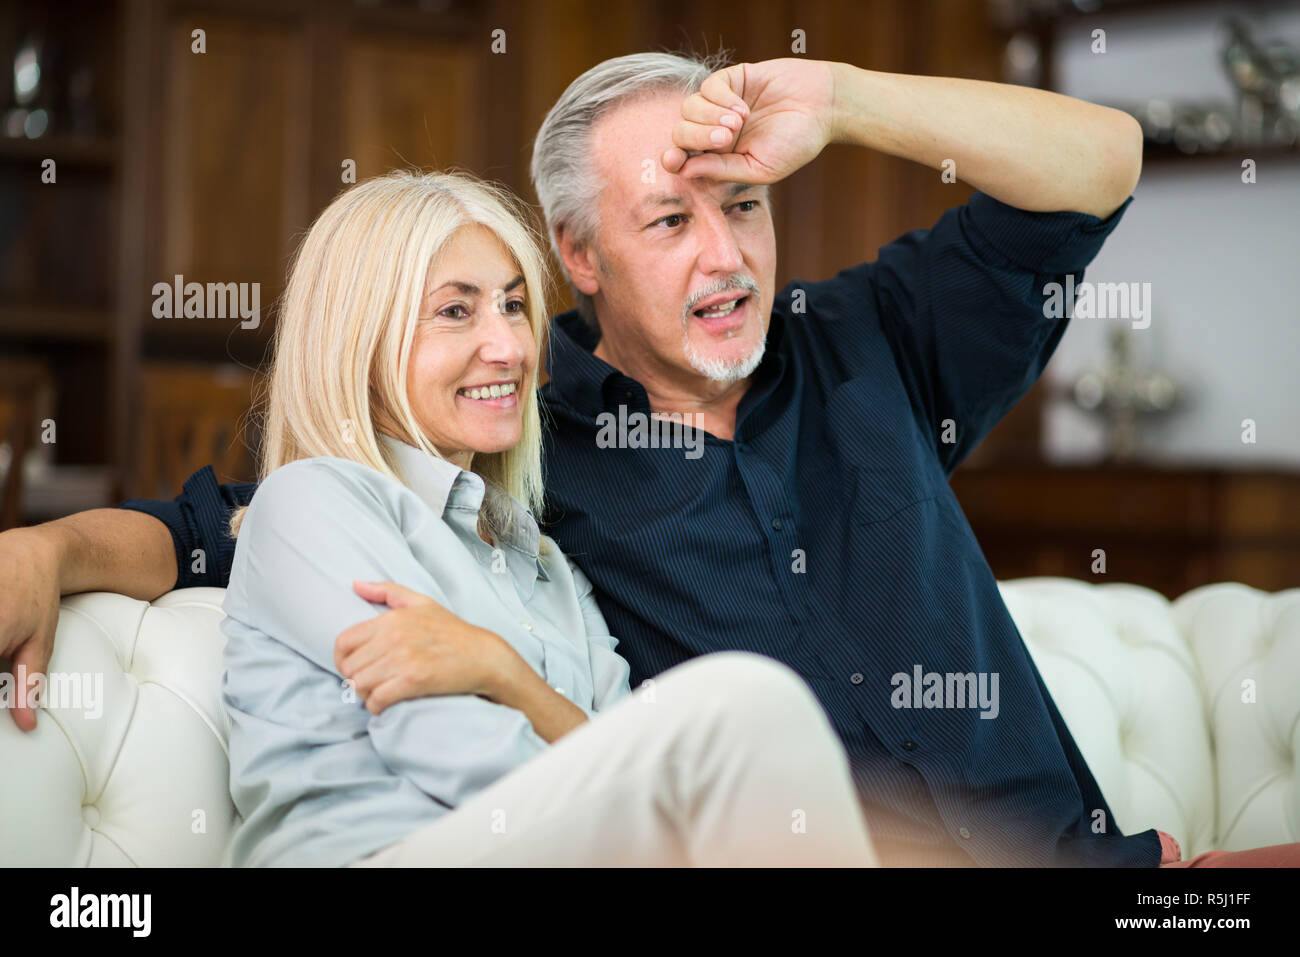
[455,379,520,408]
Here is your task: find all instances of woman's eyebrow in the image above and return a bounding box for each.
[432,275,525,296]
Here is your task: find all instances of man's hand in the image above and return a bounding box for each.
[661,58,837,184]
[0,528,63,732]
[336,580,515,716]
[1,510,179,732]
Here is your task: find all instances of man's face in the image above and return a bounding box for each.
[584,93,777,385]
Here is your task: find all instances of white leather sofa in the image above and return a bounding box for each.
[2,578,1298,866]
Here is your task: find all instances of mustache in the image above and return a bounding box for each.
[683,275,761,320]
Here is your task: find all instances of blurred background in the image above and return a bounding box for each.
[0,0,1297,597]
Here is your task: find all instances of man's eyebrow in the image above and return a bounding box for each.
[432,274,525,296]
[637,182,761,216]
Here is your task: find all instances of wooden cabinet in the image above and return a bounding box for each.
[949,466,1300,597]
[2,0,500,509]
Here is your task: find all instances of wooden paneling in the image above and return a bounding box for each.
[158,14,310,323]
[343,33,485,181]
[10,0,1292,527]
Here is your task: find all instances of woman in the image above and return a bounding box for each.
[220,168,876,867]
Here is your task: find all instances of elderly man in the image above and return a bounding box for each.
[2,52,1293,867]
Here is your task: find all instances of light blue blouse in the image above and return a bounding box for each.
[219,434,633,867]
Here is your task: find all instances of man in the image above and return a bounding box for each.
[0,52,1290,867]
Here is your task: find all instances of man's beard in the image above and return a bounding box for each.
[682,329,767,383]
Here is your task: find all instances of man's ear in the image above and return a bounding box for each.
[555,222,602,298]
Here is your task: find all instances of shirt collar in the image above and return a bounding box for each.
[377,433,549,583]
[544,309,631,417]
[543,305,788,421]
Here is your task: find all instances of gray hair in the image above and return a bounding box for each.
[529,50,733,333]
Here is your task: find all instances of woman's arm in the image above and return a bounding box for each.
[225,458,559,808]
[341,579,590,744]
[482,650,589,743]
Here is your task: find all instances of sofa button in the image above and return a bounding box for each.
[959,827,972,839]
[82,805,101,828]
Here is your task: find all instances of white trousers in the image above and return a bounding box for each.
[348,651,878,867]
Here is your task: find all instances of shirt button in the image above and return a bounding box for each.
[771,518,783,531]
[959,827,972,839]
[520,620,533,631]
[736,442,747,453]
[902,740,917,751]
[850,672,863,685]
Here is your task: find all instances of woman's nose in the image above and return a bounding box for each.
[476,310,528,365]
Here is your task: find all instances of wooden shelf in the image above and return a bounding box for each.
[1141,141,1300,164]
[0,134,119,169]
[0,304,113,342]
[949,464,1300,597]
[994,0,1279,30]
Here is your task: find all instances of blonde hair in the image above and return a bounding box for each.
[229,168,552,546]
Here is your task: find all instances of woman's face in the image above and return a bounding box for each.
[406,224,536,469]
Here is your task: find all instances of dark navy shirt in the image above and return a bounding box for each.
[120,190,1161,868]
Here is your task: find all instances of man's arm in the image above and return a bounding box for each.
[827,63,1142,219]
[0,510,176,731]
[23,508,178,599]
[663,57,1143,219]
[1,462,252,731]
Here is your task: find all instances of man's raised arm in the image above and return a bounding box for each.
[661,57,1142,220]
[826,63,1142,219]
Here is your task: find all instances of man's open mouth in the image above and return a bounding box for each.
[693,295,749,319]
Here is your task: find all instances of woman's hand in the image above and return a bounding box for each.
[336,580,513,715]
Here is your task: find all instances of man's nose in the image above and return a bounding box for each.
[695,207,745,275]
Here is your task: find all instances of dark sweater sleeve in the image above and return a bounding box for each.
[116,466,258,590]
[807,191,1133,476]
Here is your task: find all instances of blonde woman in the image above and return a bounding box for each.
[219,169,876,867]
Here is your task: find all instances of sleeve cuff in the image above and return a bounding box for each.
[963,190,1133,274]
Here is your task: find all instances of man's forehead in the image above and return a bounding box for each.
[634,181,761,215]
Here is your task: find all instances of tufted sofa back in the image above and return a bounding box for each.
[2,579,1297,866]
